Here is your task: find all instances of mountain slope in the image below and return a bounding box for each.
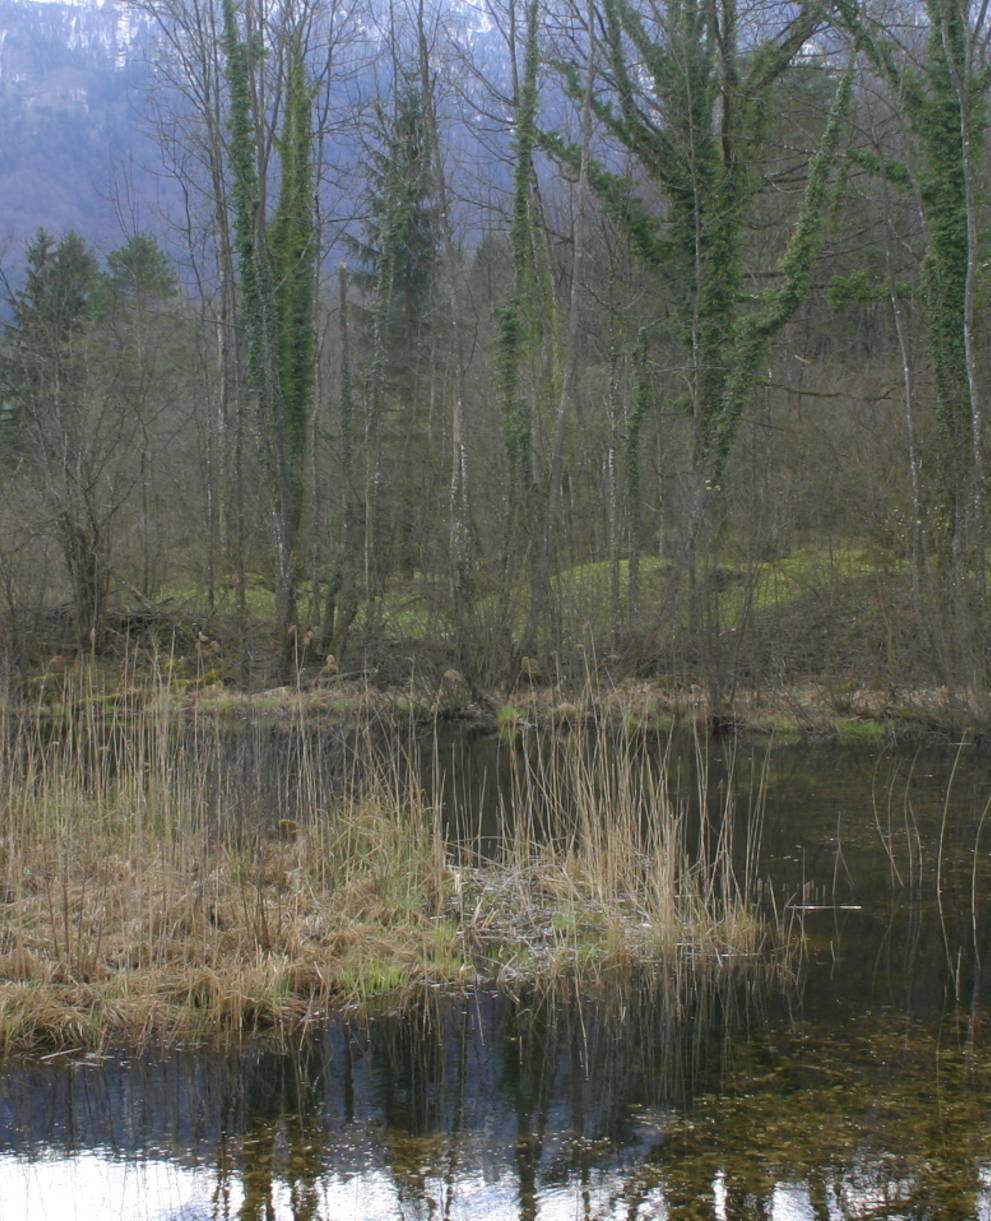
[0,0,161,264]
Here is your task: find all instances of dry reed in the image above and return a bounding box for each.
[0,660,775,1051]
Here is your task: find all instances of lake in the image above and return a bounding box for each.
[2,726,990,1220]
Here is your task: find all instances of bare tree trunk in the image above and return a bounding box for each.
[606,348,622,649]
[60,514,109,646]
[325,263,359,656]
[887,248,923,610]
[627,328,652,628]
[526,0,594,656]
[415,0,480,682]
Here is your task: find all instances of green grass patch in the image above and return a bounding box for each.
[834,717,889,744]
[747,715,805,742]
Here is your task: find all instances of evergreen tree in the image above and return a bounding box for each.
[2,230,110,642]
[101,233,183,596]
[349,71,440,598]
[104,233,179,305]
[11,229,100,356]
[351,75,438,398]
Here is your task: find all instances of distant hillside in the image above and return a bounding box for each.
[0,0,164,268]
[0,0,522,279]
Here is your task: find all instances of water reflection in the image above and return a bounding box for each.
[4,982,991,1219]
[5,734,991,1218]
[0,973,764,1220]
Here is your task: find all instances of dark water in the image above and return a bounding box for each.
[3,729,991,1220]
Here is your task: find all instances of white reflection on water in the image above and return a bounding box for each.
[0,1151,218,1221]
[7,1152,988,1221]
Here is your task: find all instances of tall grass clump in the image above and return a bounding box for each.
[453,716,770,981]
[0,662,460,1051]
[0,660,777,1050]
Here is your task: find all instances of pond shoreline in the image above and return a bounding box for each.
[170,677,991,751]
[4,658,986,1055]
[12,659,986,745]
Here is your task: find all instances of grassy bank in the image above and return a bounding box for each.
[13,638,974,748]
[0,692,773,1053]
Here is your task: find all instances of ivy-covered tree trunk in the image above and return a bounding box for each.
[221,0,317,671]
[545,0,850,690]
[413,0,483,685]
[495,0,541,666]
[836,0,989,676]
[141,0,258,629]
[269,33,315,559]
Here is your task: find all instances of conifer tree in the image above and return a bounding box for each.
[349,70,440,614]
[1,230,111,643]
[101,233,182,596]
[0,231,183,642]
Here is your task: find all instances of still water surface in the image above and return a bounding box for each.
[3,729,991,1220]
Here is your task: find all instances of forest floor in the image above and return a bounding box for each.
[12,641,984,747]
[14,541,982,739]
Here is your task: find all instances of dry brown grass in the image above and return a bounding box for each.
[0,665,776,1051]
[457,718,768,980]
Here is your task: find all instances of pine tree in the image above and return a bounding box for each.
[349,71,440,606]
[2,230,110,642]
[101,233,182,596]
[103,234,179,308]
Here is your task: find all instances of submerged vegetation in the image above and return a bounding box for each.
[0,678,776,1051]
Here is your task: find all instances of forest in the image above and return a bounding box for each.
[1,0,988,722]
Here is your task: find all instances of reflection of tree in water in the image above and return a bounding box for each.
[0,966,784,1219]
[354,967,776,1219]
[219,1045,328,1221]
[365,999,457,1218]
